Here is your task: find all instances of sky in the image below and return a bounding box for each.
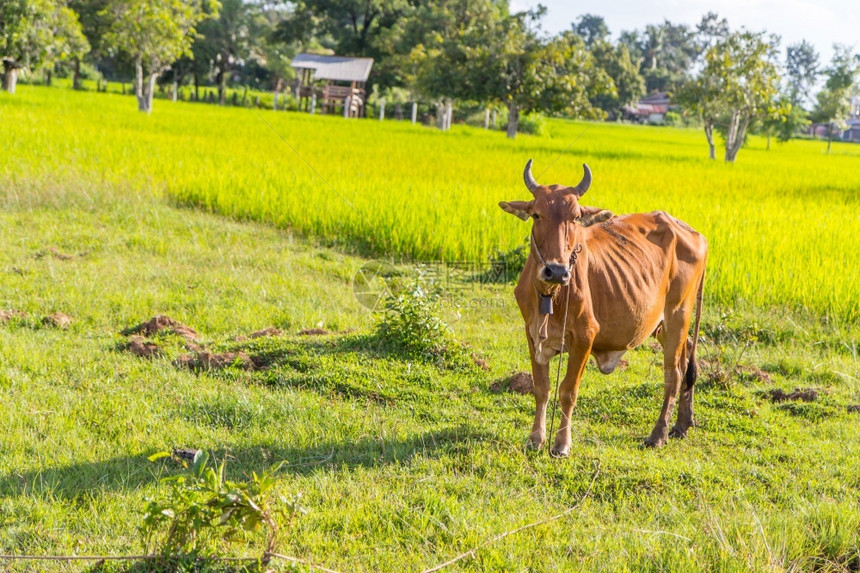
[510,0,858,64]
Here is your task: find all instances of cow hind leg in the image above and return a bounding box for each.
[670,339,696,439]
[645,311,691,448]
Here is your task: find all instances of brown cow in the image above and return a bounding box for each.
[500,160,707,455]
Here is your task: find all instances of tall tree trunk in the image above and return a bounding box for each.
[724,112,749,162]
[704,121,715,160]
[45,68,52,86]
[2,61,18,93]
[194,73,199,101]
[506,100,519,139]
[73,58,82,90]
[135,58,156,113]
[218,61,227,106]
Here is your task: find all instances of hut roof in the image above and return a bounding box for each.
[291,54,374,83]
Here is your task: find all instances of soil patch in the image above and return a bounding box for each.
[251,327,283,338]
[42,312,72,329]
[847,405,860,414]
[174,351,256,371]
[768,388,818,403]
[299,328,330,336]
[0,310,27,324]
[491,371,533,395]
[123,315,200,342]
[473,355,490,371]
[127,335,161,358]
[36,246,86,261]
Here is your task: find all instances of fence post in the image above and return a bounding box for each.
[411,102,418,124]
[273,91,279,111]
[310,93,316,114]
[445,101,453,131]
[344,96,350,118]
[379,98,385,121]
[484,108,490,129]
[491,109,497,129]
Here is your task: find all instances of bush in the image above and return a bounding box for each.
[376,280,451,357]
[141,451,304,564]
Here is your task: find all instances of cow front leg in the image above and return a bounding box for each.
[551,332,594,458]
[527,329,551,450]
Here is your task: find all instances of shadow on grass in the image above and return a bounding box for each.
[0,425,488,501]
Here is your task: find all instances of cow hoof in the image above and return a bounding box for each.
[643,436,666,448]
[669,426,688,439]
[526,434,545,450]
[549,445,570,458]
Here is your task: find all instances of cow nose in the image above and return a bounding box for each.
[541,264,570,284]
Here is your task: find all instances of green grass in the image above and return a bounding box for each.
[3,85,860,322]
[0,86,859,571]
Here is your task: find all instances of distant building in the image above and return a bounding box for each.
[290,53,374,118]
[625,92,672,124]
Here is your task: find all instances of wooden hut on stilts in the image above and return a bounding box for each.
[290,54,374,118]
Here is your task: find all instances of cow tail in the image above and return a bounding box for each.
[684,267,705,391]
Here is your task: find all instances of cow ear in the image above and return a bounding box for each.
[499,200,533,221]
[579,206,613,227]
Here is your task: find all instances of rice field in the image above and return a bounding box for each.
[2,85,859,322]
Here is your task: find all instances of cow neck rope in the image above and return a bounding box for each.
[548,281,571,457]
[529,225,580,457]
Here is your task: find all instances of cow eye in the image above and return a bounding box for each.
[532,213,539,220]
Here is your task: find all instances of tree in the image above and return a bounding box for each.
[572,13,608,47]
[589,40,645,118]
[68,0,108,89]
[194,0,251,105]
[623,19,698,92]
[695,11,728,54]
[407,3,610,138]
[813,44,860,153]
[0,0,88,93]
[785,40,819,108]
[676,73,723,159]
[703,30,782,162]
[100,0,216,112]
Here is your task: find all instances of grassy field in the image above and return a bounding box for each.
[3,86,860,322]
[1,86,859,571]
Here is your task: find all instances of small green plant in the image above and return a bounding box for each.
[376,279,451,357]
[141,451,304,565]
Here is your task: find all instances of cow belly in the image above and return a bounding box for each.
[591,350,627,374]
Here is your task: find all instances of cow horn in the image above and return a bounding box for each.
[572,163,592,197]
[523,159,540,195]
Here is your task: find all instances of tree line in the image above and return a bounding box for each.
[2,0,858,160]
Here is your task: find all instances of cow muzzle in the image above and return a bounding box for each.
[540,263,571,284]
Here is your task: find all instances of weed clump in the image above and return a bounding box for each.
[373,279,469,368]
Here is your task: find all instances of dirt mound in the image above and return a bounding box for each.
[123,315,200,342]
[35,246,86,261]
[473,355,489,371]
[299,328,330,336]
[174,350,255,371]
[42,312,72,329]
[847,405,860,414]
[491,372,534,395]
[251,327,283,338]
[768,388,818,403]
[127,335,161,358]
[0,310,27,324]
